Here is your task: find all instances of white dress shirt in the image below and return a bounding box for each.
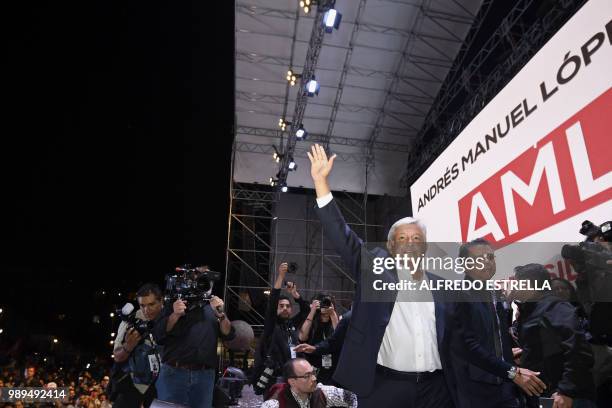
[317,192,442,372]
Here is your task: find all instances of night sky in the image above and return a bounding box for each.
[2,1,234,356]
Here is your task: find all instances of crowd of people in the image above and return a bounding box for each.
[0,364,112,408]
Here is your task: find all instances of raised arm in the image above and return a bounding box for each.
[308,144,364,279]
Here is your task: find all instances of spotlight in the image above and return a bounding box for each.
[296,126,308,140]
[280,183,289,193]
[0,308,3,313]
[286,69,300,86]
[279,119,291,132]
[111,332,115,338]
[109,340,114,345]
[269,177,278,187]
[110,312,115,318]
[305,77,320,97]
[288,157,297,171]
[0,329,3,334]
[272,145,282,163]
[53,338,58,344]
[323,8,342,33]
[86,363,91,369]
[299,0,312,14]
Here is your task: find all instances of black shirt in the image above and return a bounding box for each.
[153,303,235,368]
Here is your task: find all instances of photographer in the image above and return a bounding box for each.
[111,283,163,408]
[298,294,339,385]
[252,262,310,395]
[152,273,234,408]
[510,264,595,408]
[561,220,612,406]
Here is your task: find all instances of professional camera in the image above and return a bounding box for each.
[288,262,298,273]
[253,356,277,396]
[561,220,612,272]
[313,294,334,309]
[118,303,154,337]
[164,264,221,310]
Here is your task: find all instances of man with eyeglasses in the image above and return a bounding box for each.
[262,358,357,408]
[448,239,546,408]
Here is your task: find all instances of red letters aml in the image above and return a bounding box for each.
[458,88,612,244]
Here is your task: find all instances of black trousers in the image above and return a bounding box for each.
[358,367,454,408]
[113,384,156,408]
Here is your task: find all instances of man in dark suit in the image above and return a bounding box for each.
[306,144,454,408]
[449,239,546,408]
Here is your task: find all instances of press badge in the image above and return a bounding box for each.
[322,354,332,369]
[290,347,297,359]
[148,354,160,375]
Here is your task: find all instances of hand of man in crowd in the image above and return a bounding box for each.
[294,344,316,354]
[286,281,300,299]
[274,262,289,289]
[512,347,522,365]
[210,295,225,318]
[513,367,546,397]
[552,392,572,408]
[310,300,321,314]
[173,299,187,317]
[123,328,142,352]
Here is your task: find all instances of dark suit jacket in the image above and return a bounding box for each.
[316,199,456,400]
[448,289,517,408]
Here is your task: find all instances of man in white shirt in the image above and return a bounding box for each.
[307,144,456,408]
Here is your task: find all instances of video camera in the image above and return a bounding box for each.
[118,303,154,337]
[164,264,221,311]
[561,220,612,272]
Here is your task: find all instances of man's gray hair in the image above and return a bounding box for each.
[387,217,427,242]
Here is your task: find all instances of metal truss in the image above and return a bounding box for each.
[364,0,434,166]
[402,0,586,188]
[236,125,413,153]
[235,141,368,163]
[236,51,441,84]
[322,0,369,151]
[237,91,424,119]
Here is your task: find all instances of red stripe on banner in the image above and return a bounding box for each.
[458,88,612,244]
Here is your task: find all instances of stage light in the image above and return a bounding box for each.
[296,126,308,140]
[0,329,3,334]
[53,338,58,344]
[110,312,115,318]
[299,0,312,14]
[280,183,289,193]
[272,145,282,163]
[263,290,271,296]
[109,340,114,345]
[286,69,300,86]
[288,157,297,171]
[305,77,320,96]
[0,308,3,314]
[279,119,291,132]
[86,363,90,369]
[269,177,278,187]
[111,332,115,338]
[323,8,342,33]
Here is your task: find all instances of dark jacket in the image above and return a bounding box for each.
[449,288,518,407]
[253,288,310,382]
[306,311,352,385]
[517,294,595,402]
[153,303,235,368]
[316,199,455,400]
